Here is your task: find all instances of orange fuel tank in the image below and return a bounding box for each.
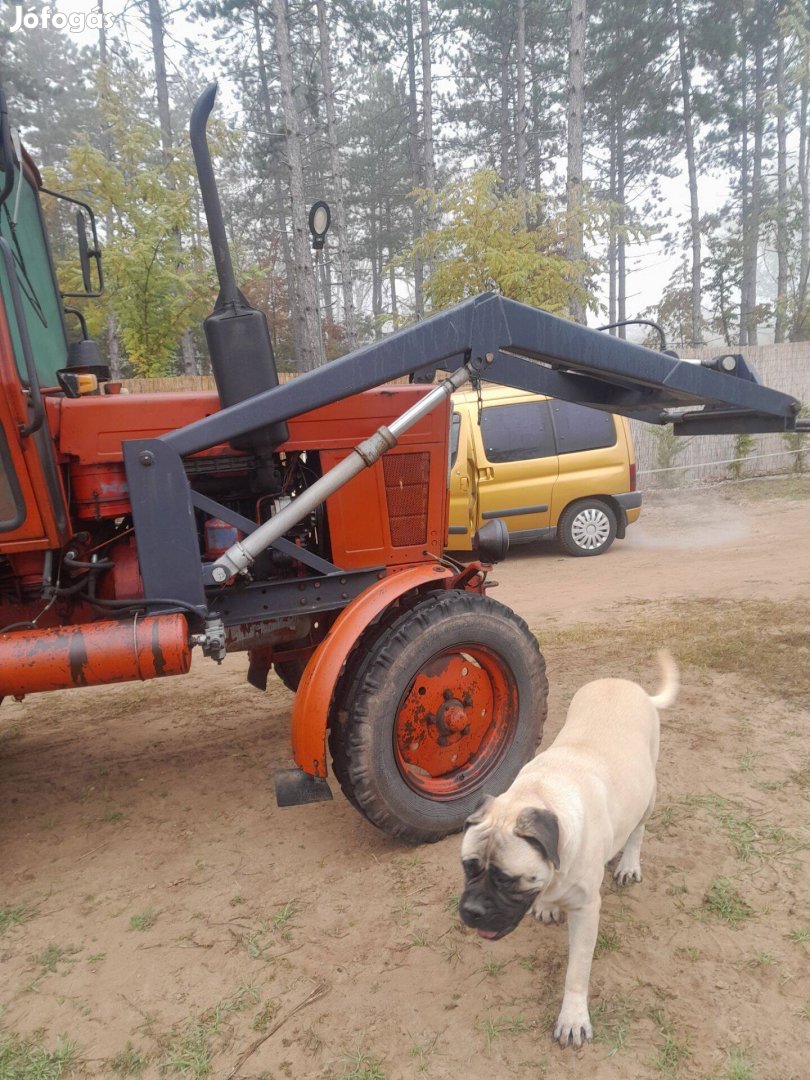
[0,614,191,697]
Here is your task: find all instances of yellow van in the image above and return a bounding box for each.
[447,387,641,556]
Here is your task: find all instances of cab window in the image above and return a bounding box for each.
[0,428,25,531]
[480,401,555,463]
[550,400,616,454]
[0,164,69,387]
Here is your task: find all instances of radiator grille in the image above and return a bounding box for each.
[383,453,430,547]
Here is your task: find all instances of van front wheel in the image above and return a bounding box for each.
[557,499,617,557]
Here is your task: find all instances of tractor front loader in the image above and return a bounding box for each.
[0,83,804,842]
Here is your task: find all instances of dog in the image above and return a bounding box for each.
[459,651,678,1048]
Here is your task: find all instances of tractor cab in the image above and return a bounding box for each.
[0,91,104,554]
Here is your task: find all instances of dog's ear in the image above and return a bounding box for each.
[514,807,560,870]
[463,793,495,831]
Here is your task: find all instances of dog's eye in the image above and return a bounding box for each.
[463,859,482,880]
[489,866,516,889]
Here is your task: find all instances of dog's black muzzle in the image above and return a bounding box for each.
[459,882,535,940]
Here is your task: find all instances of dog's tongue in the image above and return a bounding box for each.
[477,929,499,939]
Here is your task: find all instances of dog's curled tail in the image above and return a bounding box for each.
[649,650,679,709]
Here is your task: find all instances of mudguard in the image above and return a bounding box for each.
[290,564,456,777]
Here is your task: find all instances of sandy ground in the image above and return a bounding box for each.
[1,479,809,1079]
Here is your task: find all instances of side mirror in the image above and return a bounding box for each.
[40,186,104,298]
[73,208,103,296]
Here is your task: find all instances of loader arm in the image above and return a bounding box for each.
[122,291,802,620]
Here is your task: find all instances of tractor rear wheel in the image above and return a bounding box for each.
[327,591,547,843]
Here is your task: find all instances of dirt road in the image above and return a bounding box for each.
[1,480,808,1079]
[491,479,810,628]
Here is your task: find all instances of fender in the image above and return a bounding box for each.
[290,564,458,778]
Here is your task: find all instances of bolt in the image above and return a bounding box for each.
[462,692,473,708]
[138,450,154,467]
[443,689,454,701]
[211,566,228,583]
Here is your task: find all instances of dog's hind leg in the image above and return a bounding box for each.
[614,784,656,886]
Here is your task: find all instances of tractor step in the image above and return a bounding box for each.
[274,768,333,807]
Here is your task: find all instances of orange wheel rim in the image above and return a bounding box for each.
[393,644,517,799]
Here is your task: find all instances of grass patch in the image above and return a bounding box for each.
[129,907,158,932]
[336,1046,388,1080]
[648,1008,690,1077]
[686,794,806,865]
[703,878,753,924]
[595,926,621,956]
[542,599,810,701]
[0,904,29,935]
[158,1020,212,1078]
[33,944,79,974]
[719,1045,756,1080]
[786,926,810,945]
[480,957,505,976]
[0,1031,78,1079]
[109,1041,150,1077]
[592,994,635,1056]
[477,1012,530,1050]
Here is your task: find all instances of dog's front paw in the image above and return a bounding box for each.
[531,900,566,925]
[554,997,592,1048]
[614,857,642,886]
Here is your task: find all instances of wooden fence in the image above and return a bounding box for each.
[122,342,809,487]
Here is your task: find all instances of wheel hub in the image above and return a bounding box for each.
[394,647,515,798]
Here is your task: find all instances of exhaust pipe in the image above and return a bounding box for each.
[190,83,288,452]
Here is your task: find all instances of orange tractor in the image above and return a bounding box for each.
[0,84,803,841]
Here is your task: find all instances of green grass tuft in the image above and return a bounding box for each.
[703,878,753,924]
[129,908,158,932]
[0,1030,78,1079]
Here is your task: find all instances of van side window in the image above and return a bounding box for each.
[450,411,461,466]
[480,401,555,463]
[550,400,616,454]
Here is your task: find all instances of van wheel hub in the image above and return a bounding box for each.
[571,507,611,549]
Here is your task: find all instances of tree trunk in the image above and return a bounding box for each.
[253,0,304,365]
[744,24,765,346]
[516,0,528,189]
[419,0,435,197]
[272,0,322,370]
[608,117,616,328]
[794,79,810,338]
[775,19,788,343]
[405,0,424,317]
[315,0,357,349]
[146,0,198,372]
[675,0,702,345]
[499,23,512,184]
[566,0,588,324]
[617,107,626,337]
[146,0,173,169]
[738,14,750,345]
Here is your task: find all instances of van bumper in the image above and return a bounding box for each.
[613,491,643,537]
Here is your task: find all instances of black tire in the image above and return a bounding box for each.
[327,590,548,843]
[274,658,308,693]
[557,498,617,557]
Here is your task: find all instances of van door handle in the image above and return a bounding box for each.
[478,466,495,481]
[459,474,469,491]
